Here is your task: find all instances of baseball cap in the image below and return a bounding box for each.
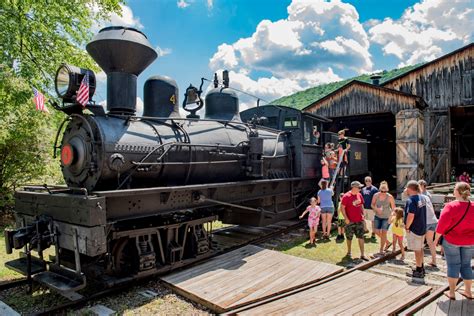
[351,181,363,188]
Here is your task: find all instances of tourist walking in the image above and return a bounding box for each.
[419,180,438,267]
[371,181,395,255]
[318,180,334,239]
[389,207,406,260]
[299,197,321,245]
[404,180,427,278]
[341,181,368,260]
[434,182,473,300]
[362,176,378,239]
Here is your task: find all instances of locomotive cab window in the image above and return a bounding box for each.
[284,116,299,129]
[303,118,322,145]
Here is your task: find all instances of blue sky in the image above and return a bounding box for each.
[94,0,473,111]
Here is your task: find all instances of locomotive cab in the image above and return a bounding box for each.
[240,105,330,179]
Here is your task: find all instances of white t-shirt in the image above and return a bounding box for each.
[421,193,438,225]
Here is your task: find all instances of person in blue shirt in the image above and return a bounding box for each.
[317,180,334,240]
[404,180,427,279]
[362,176,378,239]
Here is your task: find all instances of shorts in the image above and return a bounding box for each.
[364,208,375,221]
[393,234,403,243]
[373,216,389,231]
[321,206,335,214]
[426,223,437,231]
[407,231,425,251]
[345,222,365,240]
[337,218,346,228]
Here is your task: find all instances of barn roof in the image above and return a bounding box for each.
[382,42,474,87]
[303,80,423,117]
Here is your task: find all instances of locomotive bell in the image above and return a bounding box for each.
[143,75,180,118]
[86,26,158,114]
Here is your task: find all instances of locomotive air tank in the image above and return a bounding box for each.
[60,26,288,192]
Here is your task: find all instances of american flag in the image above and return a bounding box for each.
[32,87,49,112]
[76,73,89,107]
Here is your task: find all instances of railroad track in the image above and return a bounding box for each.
[0,220,305,315]
[2,223,467,315]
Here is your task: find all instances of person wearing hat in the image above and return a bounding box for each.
[340,180,369,260]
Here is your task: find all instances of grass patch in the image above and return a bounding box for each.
[0,227,22,281]
[210,220,231,230]
[275,225,383,267]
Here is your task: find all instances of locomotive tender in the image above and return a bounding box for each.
[4,26,367,293]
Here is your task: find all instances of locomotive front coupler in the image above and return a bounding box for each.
[4,215,55,255]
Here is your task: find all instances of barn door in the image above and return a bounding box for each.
[424,110,449,184]
[395,109,424,195]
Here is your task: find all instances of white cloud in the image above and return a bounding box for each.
[208,0,365,108]
[156,46,172,57]
[369,0,473,66]
[109,4,143,29]
[92,4,143,31]
[177,0,191,9]
[209,69,340,110]
[95,71,107,82]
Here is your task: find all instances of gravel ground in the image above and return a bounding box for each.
[73,279,210,315]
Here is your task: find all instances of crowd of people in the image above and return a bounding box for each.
[299,139,473,300]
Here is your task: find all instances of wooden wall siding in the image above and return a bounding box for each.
[307,83,419,117]
[384,46,474,109]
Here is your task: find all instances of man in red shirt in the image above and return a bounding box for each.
[341,181,369,260]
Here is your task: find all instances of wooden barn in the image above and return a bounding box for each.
[304,43,474,193]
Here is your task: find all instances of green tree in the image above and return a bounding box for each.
[0,0,123,210]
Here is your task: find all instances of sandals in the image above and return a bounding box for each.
[444,291,456,300]
[360,255,370,261]
[457,291,473,300]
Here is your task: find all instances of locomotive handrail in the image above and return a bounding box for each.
[131,142,247,166]
[265,131,287,158]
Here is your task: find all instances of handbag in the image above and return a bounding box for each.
[439,201,471,245]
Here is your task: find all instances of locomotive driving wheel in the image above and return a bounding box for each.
[111,238,139,276]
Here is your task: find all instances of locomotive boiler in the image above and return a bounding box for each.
[4,26,329,293]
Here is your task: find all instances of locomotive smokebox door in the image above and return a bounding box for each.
[247,136,264,178]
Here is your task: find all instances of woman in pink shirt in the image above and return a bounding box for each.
[434,182,474,300]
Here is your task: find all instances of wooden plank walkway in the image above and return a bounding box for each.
[416,284,474,316]
[161,245,343,313]
[237,270,432,315]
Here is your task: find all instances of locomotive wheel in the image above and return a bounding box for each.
[111,238,139,276]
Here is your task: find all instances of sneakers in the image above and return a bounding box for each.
[406,267,425,278]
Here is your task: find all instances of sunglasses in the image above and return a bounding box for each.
[380,190,388,193]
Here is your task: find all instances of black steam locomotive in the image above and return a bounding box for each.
[4,27,367,293]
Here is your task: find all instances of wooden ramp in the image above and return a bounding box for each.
[161,245,343,313]
[237,270,432,315]
[416,287,474,315]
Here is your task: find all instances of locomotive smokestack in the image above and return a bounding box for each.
[86,26,157,114]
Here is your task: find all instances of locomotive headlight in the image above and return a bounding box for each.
[55,64,96,103]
